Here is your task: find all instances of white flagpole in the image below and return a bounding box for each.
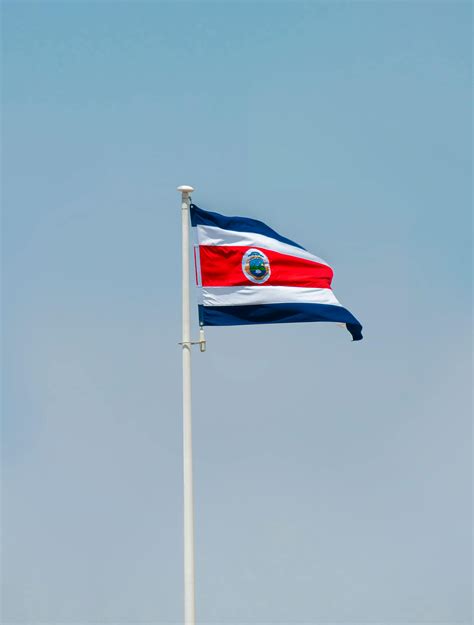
[178,185,196,625]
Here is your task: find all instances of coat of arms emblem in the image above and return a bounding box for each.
[242,249,271,284]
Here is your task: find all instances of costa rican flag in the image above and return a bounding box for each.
[191,204,363,341]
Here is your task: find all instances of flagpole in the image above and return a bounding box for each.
[178,185,196,625]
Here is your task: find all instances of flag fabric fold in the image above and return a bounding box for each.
[190,204,363,341]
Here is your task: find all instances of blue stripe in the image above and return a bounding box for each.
[199,303,363,341]
[190,204,306,250]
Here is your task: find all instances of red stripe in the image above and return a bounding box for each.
[199,246,333,288]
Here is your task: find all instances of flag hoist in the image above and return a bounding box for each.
[178,184,363,624]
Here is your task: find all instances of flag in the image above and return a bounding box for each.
[190,204,363,341]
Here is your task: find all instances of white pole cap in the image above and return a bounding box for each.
[177,185,194,194]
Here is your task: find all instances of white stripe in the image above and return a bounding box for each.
[201,286,341,307]
[193,225,330,267]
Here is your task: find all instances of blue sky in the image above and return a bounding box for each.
[2,2,472,624]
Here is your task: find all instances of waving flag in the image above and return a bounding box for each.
[190,204,363,341]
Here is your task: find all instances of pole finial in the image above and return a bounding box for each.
[177,185,194,194]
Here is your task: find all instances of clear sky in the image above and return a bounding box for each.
[2,1,472,624]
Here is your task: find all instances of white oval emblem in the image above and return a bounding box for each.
[242,248,271,284]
